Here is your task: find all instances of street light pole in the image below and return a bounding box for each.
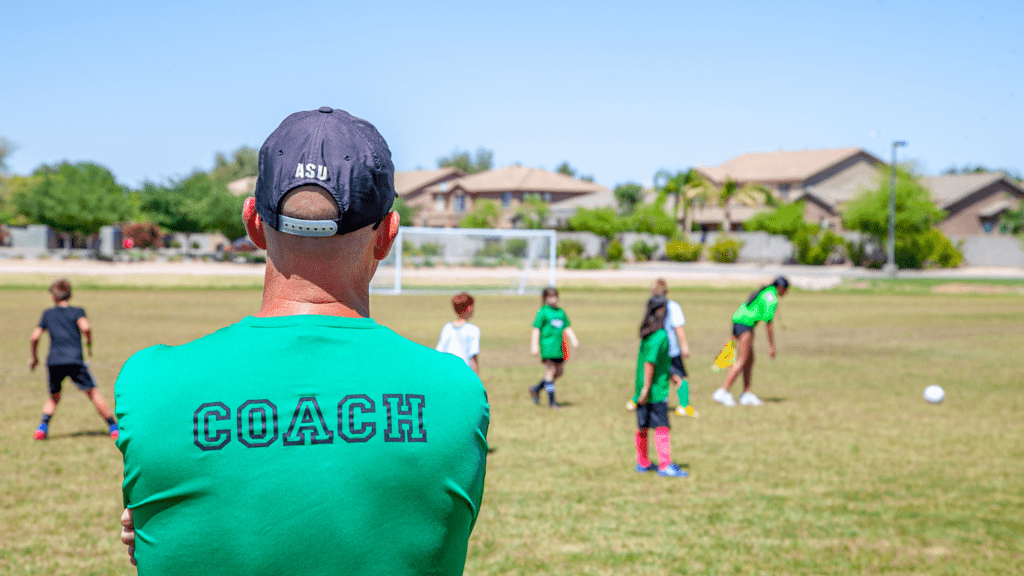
[884,140,907,276]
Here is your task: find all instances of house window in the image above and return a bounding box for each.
[502,192,513,207]
[454,194,466,213]
[435,196,445,211]
[543,192,552,202]
[779,184,790,200]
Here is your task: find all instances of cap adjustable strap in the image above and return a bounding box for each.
[278,215,339,237]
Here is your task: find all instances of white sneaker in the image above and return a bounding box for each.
[712,388,736,407]
[738,392,763,406]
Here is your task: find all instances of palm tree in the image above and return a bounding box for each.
[698,176,774,234]
[653,169,709,236]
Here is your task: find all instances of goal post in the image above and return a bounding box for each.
[371,227,557,295]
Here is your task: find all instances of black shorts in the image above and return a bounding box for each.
[670,355,687,378]
[47,364,96,395]
[541,358,564,365]
[732,322,755,338]
[636,401,670,429]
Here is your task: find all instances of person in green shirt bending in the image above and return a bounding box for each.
[712,276,789,407]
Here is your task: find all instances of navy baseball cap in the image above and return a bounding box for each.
[254,107,395,237]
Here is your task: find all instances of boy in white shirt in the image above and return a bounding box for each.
[652,279,697,417]
[436,292,481,375]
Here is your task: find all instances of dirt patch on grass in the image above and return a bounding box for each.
[931,282,1022,294]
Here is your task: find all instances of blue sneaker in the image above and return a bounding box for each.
[657,464,689,478]
[635,463,657,473]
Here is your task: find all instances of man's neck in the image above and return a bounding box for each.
[256,260,371,319]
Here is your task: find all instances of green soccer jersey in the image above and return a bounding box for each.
[532,305,570,360]
[732,285,779,327]
[634,329,671,404]
[115,315,489,576]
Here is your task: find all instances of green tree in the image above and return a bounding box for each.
[13,162,133,248]
[0,137,14,175]
[613,182,643,216]
[438,147,493,174]
[209,146,259,184]
[698,176,773,233]
[459,199,501,228]
[654,169,708,234]
[393,196,419,226]
[139,172,244,251]
[567,206,623,239]
[842,168,947,268]
[627,200,676,238]
[744,200,808,237]
[514,193,550,229]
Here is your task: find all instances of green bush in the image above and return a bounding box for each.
[630,240,657,261]
[606,239,624,262]
[665,239,702,262]
[708,236,744,263]
[505,238,528,258]
[794,230,846,265]
[566,255,606,269]
[558,238,585,258]
[420,242,441,256]
[477,242,504,258]
[926,230,963,268]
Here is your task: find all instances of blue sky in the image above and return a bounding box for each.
[2,0,1021,189]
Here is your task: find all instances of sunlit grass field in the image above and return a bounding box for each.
[1,282,1022,575]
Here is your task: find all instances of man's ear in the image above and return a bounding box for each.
[242,197,267,249]
[373,211,400,260]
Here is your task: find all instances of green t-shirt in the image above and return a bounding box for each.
[732,285,779,327]
[115,315,489,576]
[633,329,671,404]
[532,305,570,360]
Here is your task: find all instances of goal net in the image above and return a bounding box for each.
[371,227,558,295]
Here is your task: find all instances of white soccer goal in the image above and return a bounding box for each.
[371,227,557,295]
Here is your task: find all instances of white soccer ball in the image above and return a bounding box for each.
[923,385,945,404]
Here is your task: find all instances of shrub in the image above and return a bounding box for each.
[630,240,657,261]
[794,230,846,265]
[566,255,606,269]
[926,230,963,268]
[121,222,163,249]
[420,242,442,256]
[558,238,585,258]
[665,239,702,262]
[708,236,744,263]
[505,238,528,258]
[606,238,624,262]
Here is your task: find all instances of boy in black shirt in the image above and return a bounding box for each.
[29,279,118,440]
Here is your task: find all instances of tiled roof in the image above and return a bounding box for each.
[449,165,608,194]
[697,148,875,184]
[394,167,464,195]
[919,173,1017,208]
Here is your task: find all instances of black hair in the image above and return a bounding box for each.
[744,276,790,306]
[639,295,668,339]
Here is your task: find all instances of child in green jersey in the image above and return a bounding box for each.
[712,276,789,407]
[529,287,579,408]
[634,295,687,477]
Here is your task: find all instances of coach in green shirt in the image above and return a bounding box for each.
[116,108,489,576]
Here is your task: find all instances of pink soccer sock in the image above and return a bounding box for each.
[654,427,672,469]
[635,429,651,467]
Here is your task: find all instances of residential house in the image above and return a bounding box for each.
[920,173,1024,235]
[392,167,466,226]
[694,147,885,230]
[399,165,608,228]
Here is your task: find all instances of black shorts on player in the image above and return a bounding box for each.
[670,355,687,378]
[47,364,96,395]
[636,401,670,429]
[732,322,755,338]
[540,357,564,365]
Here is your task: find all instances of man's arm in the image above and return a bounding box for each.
[77,316,92,356]
[766,321,776,359]
[120,507,136,566]
[29,327,43,371]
